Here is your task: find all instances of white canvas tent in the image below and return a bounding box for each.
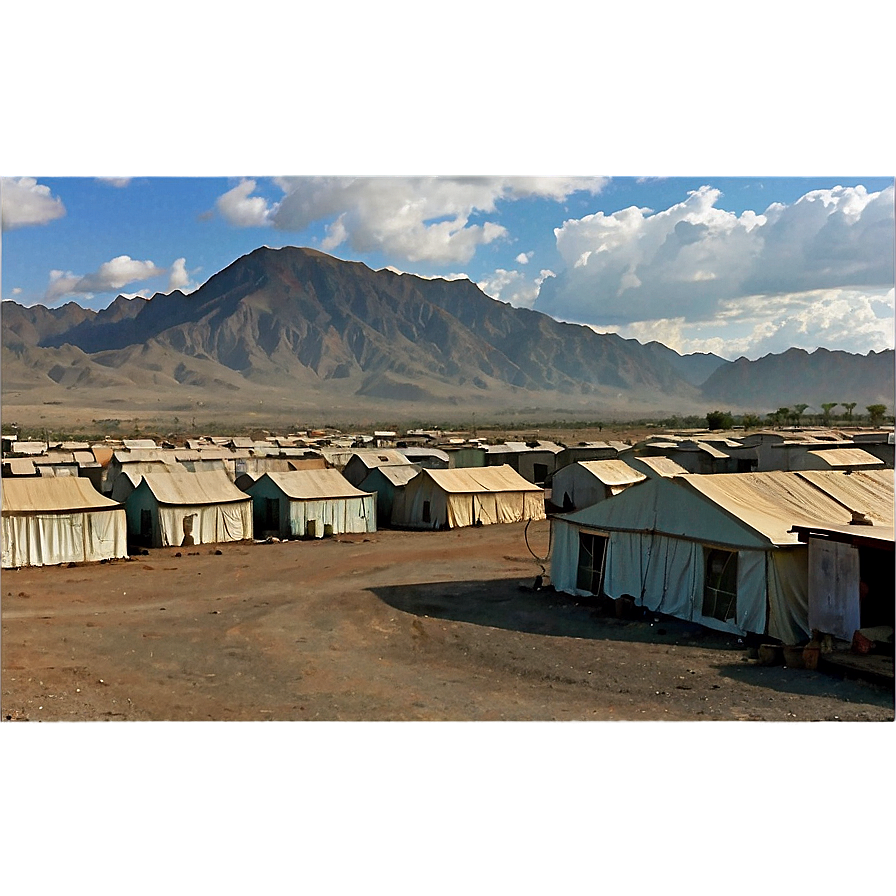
[551,460,646,511]
[246,470,375,538]
[2,477,128,568]
[551,469,893,643]
[390,465,546,530]
[125,469,252,547]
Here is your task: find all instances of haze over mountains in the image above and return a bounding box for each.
[2,246,892,427]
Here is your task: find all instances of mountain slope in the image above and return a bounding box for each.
[700,347,895,409]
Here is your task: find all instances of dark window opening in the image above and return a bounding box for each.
[265,497,279,530]
[533,463,548,485]
[702,547,738,622]
[576,531,608,594]
[422,500,431,523]
[140,508,153,544]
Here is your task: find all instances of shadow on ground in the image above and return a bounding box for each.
[370,577,744,651]
[711,660,895,709]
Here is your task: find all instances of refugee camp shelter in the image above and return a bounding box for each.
[625,455,690,479]
[125,469,253,547]
[550,460,646,511]
[792,520,894,643]
[341,450,412,487]
[357,464,421,526]
[2,477,127,568]
[550,469,893,644]
[390,465,546,530]
[246,469,375,539]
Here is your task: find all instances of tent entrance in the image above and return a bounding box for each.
[703,547,738,622]
[576,531,608,595]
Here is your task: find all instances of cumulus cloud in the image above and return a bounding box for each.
[1,177,66,230]
[167,257,199,294]
[45,255,165,303]
[96,177,132,187]
[601,287,895,360]
[216,178,277,227]
[478,268,556,309]
[515,251,533,265]
[536,183,895,358]
[216,176,607,266]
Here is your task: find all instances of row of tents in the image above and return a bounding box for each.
[1,463,546,568]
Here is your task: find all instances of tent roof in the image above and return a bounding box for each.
[137,469,250,506]
[423,465,543,494]
[563,460,646,487]
[2,477,121,514]
[796,469,893,524]
[259,469,371,500]
[346,450,412,469]
[805,448,884,468]
[364,464,422,488]
[628,456,689,478]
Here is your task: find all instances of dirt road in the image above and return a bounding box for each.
[2,521,892,721]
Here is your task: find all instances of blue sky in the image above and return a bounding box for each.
[2,7,894,366]
[3,175,893,361]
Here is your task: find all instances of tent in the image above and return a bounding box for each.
[550,469,893,643]
[357,464,421,526]
[125,469,253,547]
[2,477,127,568]
[390,465,546,530]
[246,469,375,538]
[550,460,646,511]
[342,450,413,487]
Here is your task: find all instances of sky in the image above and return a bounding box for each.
[3,7,894,367]
[2,174,893,361]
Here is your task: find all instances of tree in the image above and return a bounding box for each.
[706,410,734,431]
[867,404,887,427]
[767,407,790,427]
[792,403,809,427]
[741,413,762,429]
[842,402,857,422]
[820,402,838,426]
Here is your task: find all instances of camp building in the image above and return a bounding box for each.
[390,465,546,530]
[550,469,893,644]
[246,469,375,539]
[125,469,253,547]
[2,477,128,568]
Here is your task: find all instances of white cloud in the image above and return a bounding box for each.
[96,177,132,187]
[167,257,199,293]
[478,268,555,309]
[215,178,277,227]
[535,183,895,358]
[45,255,165,303]
[1,177,66,230]
[602,287,895,360]
[216,176,607,266]
[515,251,533,265]
[11,287,22,295]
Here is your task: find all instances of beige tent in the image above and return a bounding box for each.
[2,477,128,568]
[551,460,646,510]
[247,469,376,538]
[125,469,252,547]
[391,465,546,529]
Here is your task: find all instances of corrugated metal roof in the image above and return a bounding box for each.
[573,460,646,487]
[2,477,121,513]
[424,465,543,494]
[805,448,884,468]
[261,469,371,500]
[138,469,251,506]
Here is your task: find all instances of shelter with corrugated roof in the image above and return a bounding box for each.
[125,469,252,547]
[550,469,893,643]
[390,465,546,530]
[246,469,375,539]
[2,477,127,568]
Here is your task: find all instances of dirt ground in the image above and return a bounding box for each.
[1,520,892,722]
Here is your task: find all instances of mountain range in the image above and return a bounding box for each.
[2,245,892,427]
